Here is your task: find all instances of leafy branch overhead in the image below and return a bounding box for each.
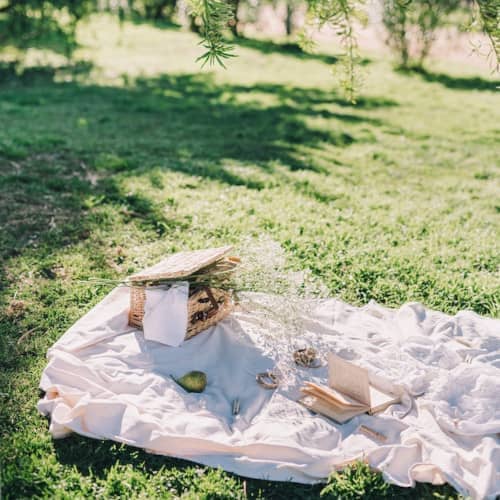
[302,0,368,102]
[189,0,236,67]
[188,0,499,100]
[476,0,500,67]
[1,0,498,99]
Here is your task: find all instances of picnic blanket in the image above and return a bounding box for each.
[38,288,500,499]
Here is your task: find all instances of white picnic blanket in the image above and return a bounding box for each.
[38,288,500,499]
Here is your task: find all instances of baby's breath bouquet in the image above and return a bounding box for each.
[231,236,329,387]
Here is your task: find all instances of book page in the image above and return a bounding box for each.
[299,396,366,424]
[302,382,367,409]
[368,385,400,413]
[328,353,371,407]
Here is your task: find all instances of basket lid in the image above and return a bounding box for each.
[129,245,234,282]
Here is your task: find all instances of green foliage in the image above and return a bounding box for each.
[95,152,130,172]
[382,0,462,68]
[320,462,390,498]
[0,0,97,55]
[301,0,368,102]
[382,0,411,67]
[320,462,463,499]
[188,0,236,66]
[129,0,178,21]
[476,0,500,68]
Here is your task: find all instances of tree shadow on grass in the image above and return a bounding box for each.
[0,60,93,86]
[51,433,460,499]
[0,17,81,58]
[231,36,372,68]
[128,73,381,175]
[233,36,339,65]
[401,66,499,91]
[227,81,398,111]
[52,435,326,499]
[0,63,395,262]
[0,63,396,375]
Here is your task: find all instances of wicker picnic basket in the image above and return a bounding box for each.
[128,246,238,340]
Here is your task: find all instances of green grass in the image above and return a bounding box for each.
[1,14,498,499]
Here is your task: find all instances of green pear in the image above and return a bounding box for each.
[173,370,207,393]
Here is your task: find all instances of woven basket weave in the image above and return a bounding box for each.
[128,246,236,340]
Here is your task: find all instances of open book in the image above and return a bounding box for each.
[299,353,400,423]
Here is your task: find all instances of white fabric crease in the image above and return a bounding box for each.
[38,288,500,499]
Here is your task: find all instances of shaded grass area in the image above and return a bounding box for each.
[231,36,372,68]
[232,36,341,66]
[398,66,499,91]
[0,16,79,57]
[0,21,499,499]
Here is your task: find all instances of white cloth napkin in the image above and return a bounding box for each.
[142,282,189,346]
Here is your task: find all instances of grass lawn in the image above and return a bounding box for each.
[0,14,499,498]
